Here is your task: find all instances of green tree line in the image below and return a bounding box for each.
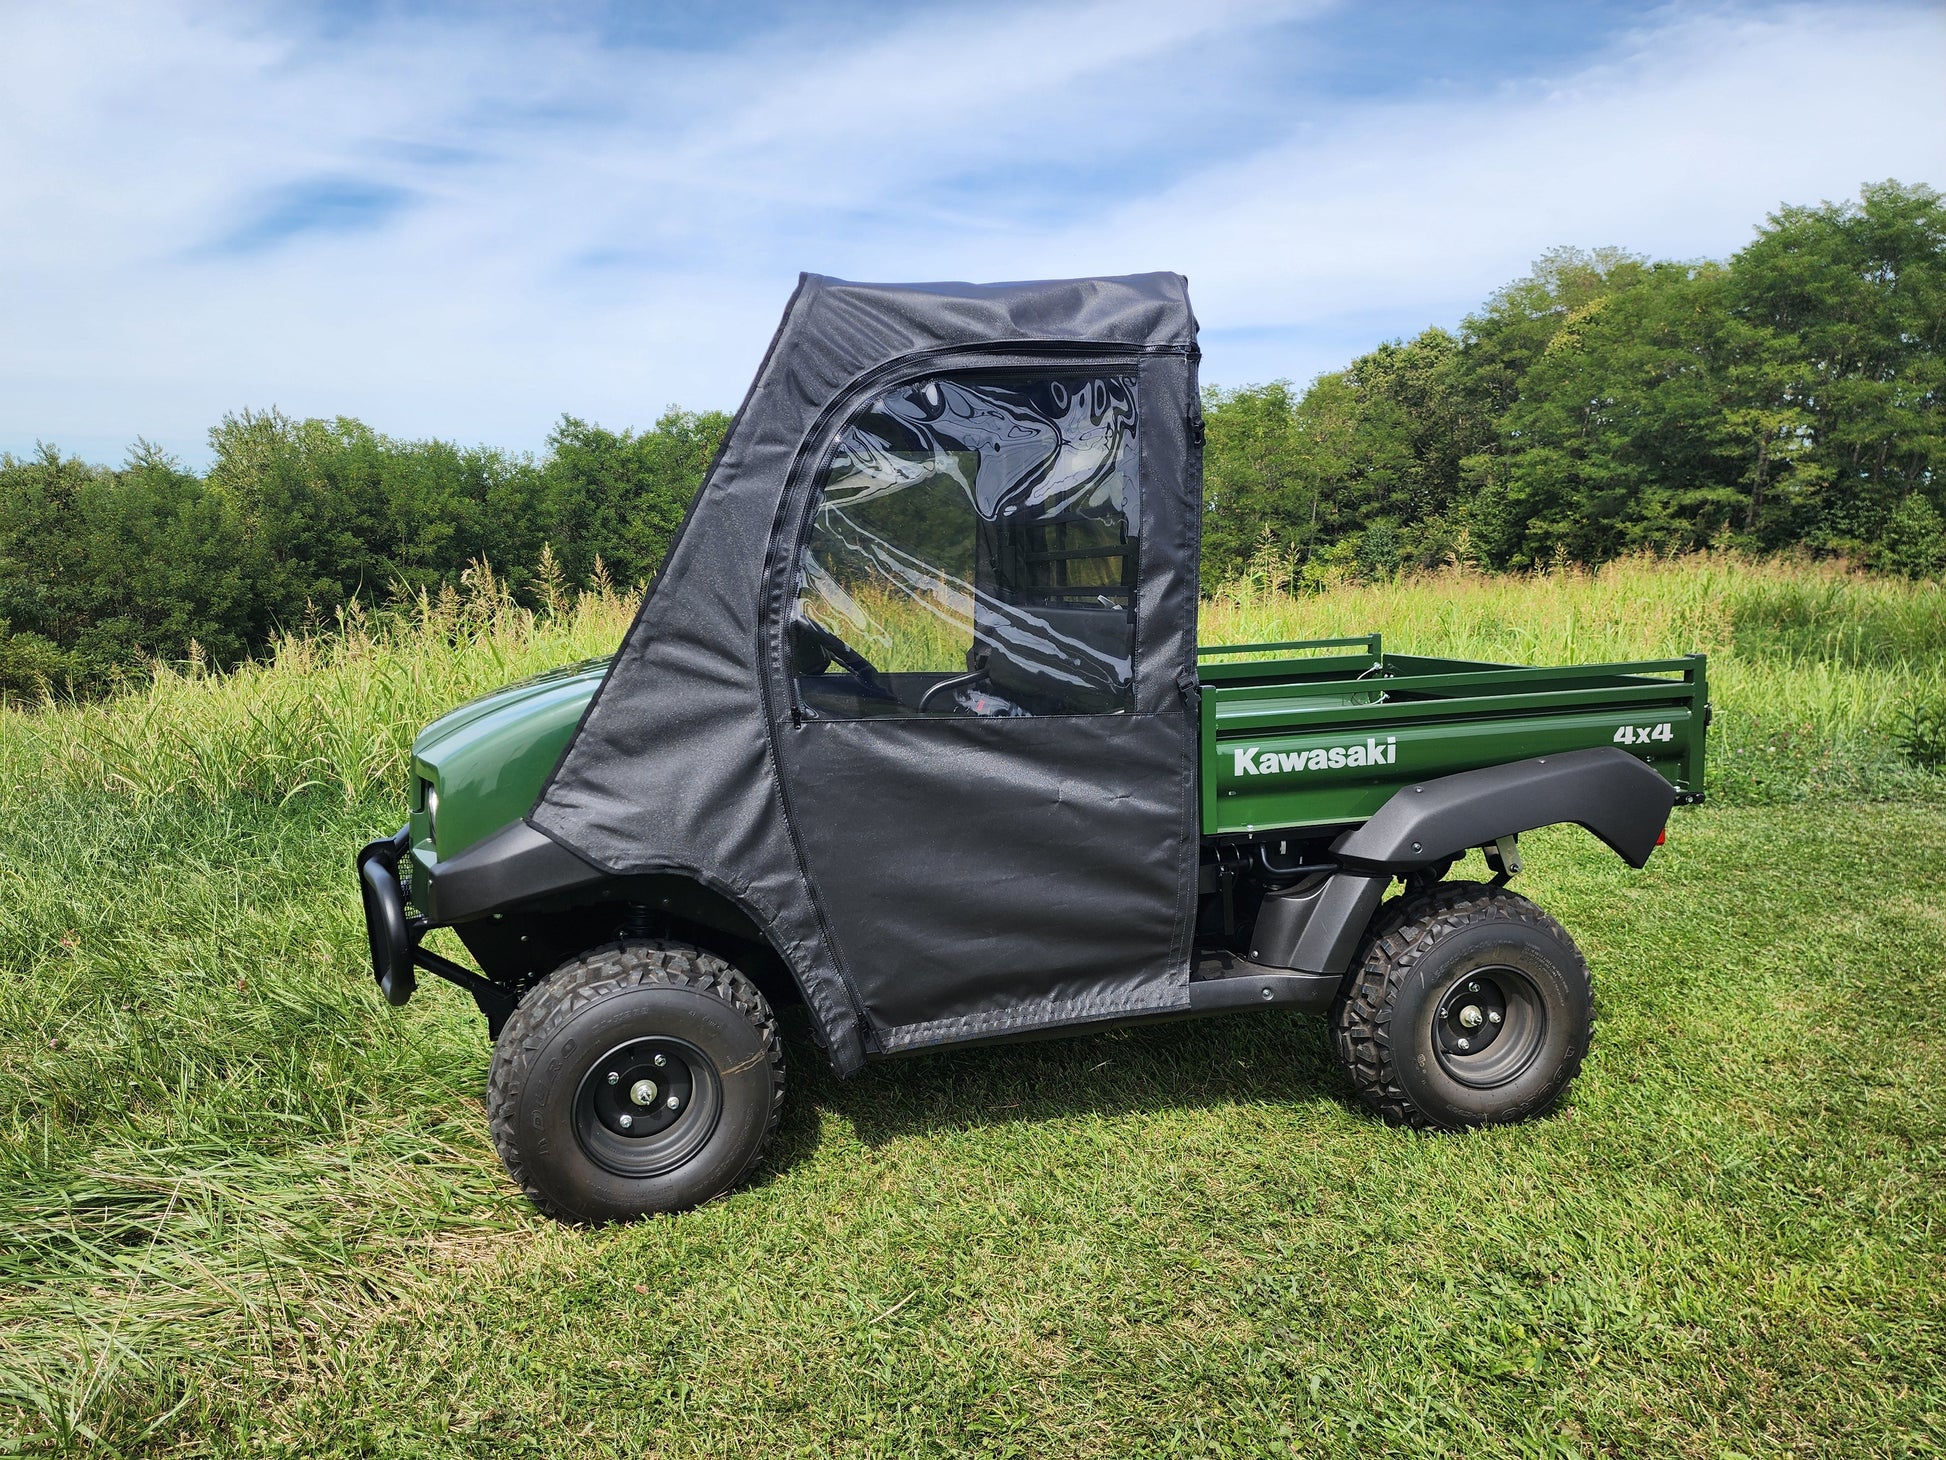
[3,181,1939,698]
[1,410,727,695]
[1205,180,1944,588]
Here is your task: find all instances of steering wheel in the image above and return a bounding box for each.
[916,672,984,713]
[793,614,889,688]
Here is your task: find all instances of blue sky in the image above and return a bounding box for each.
[3,0,1942,466]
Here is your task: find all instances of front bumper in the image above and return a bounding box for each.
[357,826,419,1005]
[356,825,517,1034]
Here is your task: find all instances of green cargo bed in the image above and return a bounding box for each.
[1197,634,1707,837]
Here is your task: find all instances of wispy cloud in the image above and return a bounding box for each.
[206,178,418,255]
[1,0,1940,464]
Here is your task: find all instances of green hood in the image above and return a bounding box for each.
[412,658,611,858]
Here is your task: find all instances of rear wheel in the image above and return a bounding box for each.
[1329,882,1593,1130]
[487,941,784,1222]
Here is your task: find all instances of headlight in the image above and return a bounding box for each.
[425,787,439,844]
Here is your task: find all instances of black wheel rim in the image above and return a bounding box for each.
[573,1036,723,1179]
[1431,963,1547,1089]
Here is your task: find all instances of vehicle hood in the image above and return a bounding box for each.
[413,657,612,755]
[412,657,611,858]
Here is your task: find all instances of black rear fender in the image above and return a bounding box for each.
[1330,746,1677,871]
[1247,748,1676,977]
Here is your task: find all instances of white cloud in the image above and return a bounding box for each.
[1041,4,1946,357]
[0,0,1939,463]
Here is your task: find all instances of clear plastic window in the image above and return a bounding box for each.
[792,372,1139,718]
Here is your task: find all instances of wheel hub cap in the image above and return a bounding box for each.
[572,1036,723,1178]
[1431,965,1547,1089]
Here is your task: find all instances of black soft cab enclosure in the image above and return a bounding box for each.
[529,274,1204,1077]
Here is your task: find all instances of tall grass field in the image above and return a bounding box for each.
[2,556,1942,1457]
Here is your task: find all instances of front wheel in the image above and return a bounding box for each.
[487,941,785,1222]
[1329,882,1593,1130]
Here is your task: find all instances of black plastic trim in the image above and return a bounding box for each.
[427,821,608,924]
[873,953,1338,1056]
[1292,872,1391,973]
[1237,870,1390,976]
[1189,952,1342,1012]
[1246,872,1331,964]
[1331,746,1677,871]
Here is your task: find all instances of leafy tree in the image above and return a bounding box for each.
[205,409,526,630]
[1,407,730,693]
[1489,265,1750,563]
[1200,381,1308,585]
[1197,183,1943,583]
[0,446,97,653]
[537,409,729,588]
[1880,493,1946,579]
[0,442,251,681]
[1729,180,1946,563]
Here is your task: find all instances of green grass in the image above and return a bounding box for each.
[3,557,1944,1456]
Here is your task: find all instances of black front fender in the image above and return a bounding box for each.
[1331,746,1677,871]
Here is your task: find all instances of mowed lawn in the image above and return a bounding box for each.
[2,559,1944,1457]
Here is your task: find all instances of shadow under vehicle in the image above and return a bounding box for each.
[357,273,1707,1222]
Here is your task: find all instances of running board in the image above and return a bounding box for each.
[1189,951,1344,1014]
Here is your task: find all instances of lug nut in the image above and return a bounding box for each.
[1488,1010,1503,1025]
[653,1054,668,1068]
[1456,1037,1471,1051]
[1467,980,1479,993]
[606,1071,619,1085]
[619,1113,633,1129]
[665,1095,681,1110]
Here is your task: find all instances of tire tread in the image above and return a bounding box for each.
[1329,881,1592,1130]
[486,940,784,1221]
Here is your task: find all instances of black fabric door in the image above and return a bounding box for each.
[773,354,1201,1051]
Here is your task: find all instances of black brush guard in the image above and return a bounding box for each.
[357,827,516,1034]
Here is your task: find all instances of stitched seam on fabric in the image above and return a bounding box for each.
[516,816,856,1060]
[874,984,1195,1051]
[1164,349,1205,986]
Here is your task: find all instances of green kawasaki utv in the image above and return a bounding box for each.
[358,273,1706,1223]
